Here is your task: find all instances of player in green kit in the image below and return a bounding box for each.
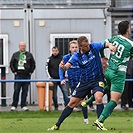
[93,20,133,130]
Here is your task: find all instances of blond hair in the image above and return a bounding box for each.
[69,40,78,46]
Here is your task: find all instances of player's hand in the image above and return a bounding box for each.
[101,57,108,65]
[109,44,117,53]
[101,57,108,74]
[59,60,65,70]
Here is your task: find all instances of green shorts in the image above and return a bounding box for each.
[105,68,126,93]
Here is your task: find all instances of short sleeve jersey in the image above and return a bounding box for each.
[106,35,133,72]
[68,42,105,83]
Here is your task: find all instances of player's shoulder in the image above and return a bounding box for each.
[69,51,79,60]
[126,38,133,46]
[90,42,104,51]
[119,35,133,46]
[91,42,103,46]
[63,53,70,58]
[63,53,71,59]
[105,35,117,42]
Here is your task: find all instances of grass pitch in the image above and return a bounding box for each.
[0,110,132,133]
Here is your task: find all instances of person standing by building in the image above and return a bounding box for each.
[45,46,69,110]
[10,42,36,111]
[93,20,133,130]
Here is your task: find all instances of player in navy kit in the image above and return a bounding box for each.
[59,40,89,124]
[47,36,116,131]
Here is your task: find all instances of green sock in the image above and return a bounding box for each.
[86,95,95,104]
[99,100,117,123]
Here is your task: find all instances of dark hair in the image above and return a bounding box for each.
[118,20,129,35]
[77,36,88,47]
[52,46,58,49]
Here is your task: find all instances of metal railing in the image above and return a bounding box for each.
[0,78,132,83]
[0,79,61,111]
[0,78,133,111]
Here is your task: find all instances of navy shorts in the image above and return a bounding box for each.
[71,80,105,99]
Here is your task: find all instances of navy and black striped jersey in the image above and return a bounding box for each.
[68,42,105,83]
[59,53,81,87]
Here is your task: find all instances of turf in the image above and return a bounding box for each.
[0,110,132,133]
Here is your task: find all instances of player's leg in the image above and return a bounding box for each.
[94,91,104,118]
[81,85,109,107]
[93,70,125,130]
[78,99,88,124]
[48,82,91,131]
[81,94,95,107]
[94,91,120,131]
[71,85,89,124]
[99,91,121,122]
[47,97,82,131]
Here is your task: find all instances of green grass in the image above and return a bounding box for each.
[0,110,132,133]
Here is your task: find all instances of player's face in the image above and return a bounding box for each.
[52,48,59,56]
[80,41,90,54]
[69,43,78,54]
[127,26,131,36]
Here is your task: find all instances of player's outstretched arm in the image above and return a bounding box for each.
[105,42,117,53]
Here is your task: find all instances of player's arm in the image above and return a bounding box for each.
[104,42,116,53]
[59,57,67,84]
[100,49,105,58]
[59,67,66,85]
[104,37,117,53]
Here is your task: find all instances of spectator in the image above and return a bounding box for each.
[45,46,69,110]
[121,57,133,109]
[10,42,36,111]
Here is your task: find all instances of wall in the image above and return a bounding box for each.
[0,7,111,105]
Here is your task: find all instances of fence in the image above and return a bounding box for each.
[0,79,133,107]
[0,79,62,111]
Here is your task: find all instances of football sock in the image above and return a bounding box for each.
[85,86,109,105]
[56,106,73,127]
[81,106,88,119]
[96,103,104,118]
[85,95,95,105]
[98,100,117,123]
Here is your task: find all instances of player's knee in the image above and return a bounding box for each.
[95,96,103,104]
[68,100,77,108]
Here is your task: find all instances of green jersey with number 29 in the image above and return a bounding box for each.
[105,35,133,72]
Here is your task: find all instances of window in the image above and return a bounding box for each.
[0,34,8,72]
[0,39,3,65]
[50,33,91,56]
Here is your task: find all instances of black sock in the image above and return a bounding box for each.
[96,104,104,118]
[56,106,73,127]
[81,106,88,119]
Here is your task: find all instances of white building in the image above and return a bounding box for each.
[0,0,132,106]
